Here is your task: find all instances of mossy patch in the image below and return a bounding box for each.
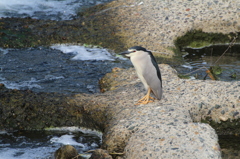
[201,117,240,135]
[0,85,104,131]
[177,74,191,79]
[175,30,237,48]
[0,27,41,48]
[187,41,211,48]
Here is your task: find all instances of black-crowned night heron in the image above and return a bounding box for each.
[120,46,162,105]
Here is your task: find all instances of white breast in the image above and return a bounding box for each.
[130,51,152,90]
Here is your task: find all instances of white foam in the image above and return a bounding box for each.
[189,76,196,79]
[0,77,42,90]
[0,48,11,54]
[45,126,102,139]
[0,147,54,159]
[0,0,81,20]
[50,134,85,147]
[43,75,65,81]
[51,44,115,61]
[0,75,66,90]
[0,130,8,134]
[0,0,110,20]
[181,64,193,69]
[0,128,101,159]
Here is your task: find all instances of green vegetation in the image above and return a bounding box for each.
[210,66,222,75]
[177,74,191,79]
[175,30,237,48]
[0,28,41,48]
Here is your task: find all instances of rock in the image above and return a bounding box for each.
[54,145,82,159]
[1,63,239,158]
[0,84,105,131]
[89,149,112,159]
[1,0,240,158]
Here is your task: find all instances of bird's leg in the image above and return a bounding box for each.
[135,88,155,105]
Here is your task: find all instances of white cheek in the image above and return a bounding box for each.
[126,53,136,57]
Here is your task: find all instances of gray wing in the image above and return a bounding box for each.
[143,52,162,100]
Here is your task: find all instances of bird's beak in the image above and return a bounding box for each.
[119,50,131,55]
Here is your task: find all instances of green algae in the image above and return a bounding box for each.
[0,2,124,51]
[175,30,237,48]
[0,27,40,48]
[177,74,191,79]
[201,117,240,135]
[0,85,104,131]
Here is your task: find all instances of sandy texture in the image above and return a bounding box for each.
[98,0,240,55]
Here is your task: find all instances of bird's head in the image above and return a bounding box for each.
[119,46,147,58]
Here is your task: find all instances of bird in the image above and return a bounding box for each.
[119,46,162,105]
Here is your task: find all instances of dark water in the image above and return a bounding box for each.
[0,0,239,157]
[0,0,114,21]
[0,129,101,159]
[0,46,130,94]
[0,1,124,158]
[0,46,130,158]
[177,44,240,81]
[0,0,120,158]
[177,44,240,158]
[219,135,240,159]
[1,45,240,158]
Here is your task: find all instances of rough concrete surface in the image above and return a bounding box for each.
[73,64,239,158]
[96,0,240,55]
[1,0,240,158]
[84,1,240,157]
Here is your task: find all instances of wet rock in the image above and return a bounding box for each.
[1,64,239,158]
[1,0,240,158]
[89,149,112,159]
[55,145,83,159]
[0,83,104,131]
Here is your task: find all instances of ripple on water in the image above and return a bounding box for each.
[0,0,114,20]
[0,45,131,94]
[0,128,102,159]
[178,45,240,81]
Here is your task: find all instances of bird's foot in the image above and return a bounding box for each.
[135,95,156,105]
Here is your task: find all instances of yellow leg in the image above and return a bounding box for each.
[135,88,156,105]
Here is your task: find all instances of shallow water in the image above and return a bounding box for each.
[177,44,240,81]
[219,135,240,159]
[0,45,130,94]
[0,1,124,158]
[0,128,101,159]
[0,0,240,158]
[0,0,114,20]
[0,44,129,158]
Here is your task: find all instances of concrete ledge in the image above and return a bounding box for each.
[125,122,220,158]
[1,64,238,158]
[1,0,240,158]
[90,0,240,55]
[73,64,239,158]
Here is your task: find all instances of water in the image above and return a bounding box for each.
[0,1,121,158]
[0,0,114,21]
[177,44,240,81]
[177,45,240,157]
[219,135,240,159]
[0,0,239,158]
[0,127,102,159]
[0,45,129,94]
